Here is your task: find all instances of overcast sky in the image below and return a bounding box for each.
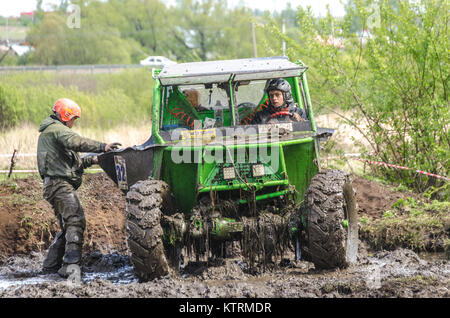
[0,0,346,17]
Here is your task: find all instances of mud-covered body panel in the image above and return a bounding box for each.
[97,121,334,212]
[98,145,158,191]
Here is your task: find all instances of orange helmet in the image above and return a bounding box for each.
[52,98,81,122]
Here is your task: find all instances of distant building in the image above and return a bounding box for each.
[316,35,345,49]
[20,12,34,18]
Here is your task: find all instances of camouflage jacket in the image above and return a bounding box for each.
[37,115,106,189]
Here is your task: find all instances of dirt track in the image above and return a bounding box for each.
[0,173,448,298]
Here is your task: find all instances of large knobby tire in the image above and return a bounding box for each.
[125,179,173,281]
[301,169,358,269]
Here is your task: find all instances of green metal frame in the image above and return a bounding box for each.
[150,60,320,214]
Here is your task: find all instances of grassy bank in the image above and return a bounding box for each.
[0,69,154,130]
[360,198,450,253]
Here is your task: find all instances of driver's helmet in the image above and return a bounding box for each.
[265,78,294,105]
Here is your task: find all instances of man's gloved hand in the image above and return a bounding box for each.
[105,142,122,152]
[291,112,305,122]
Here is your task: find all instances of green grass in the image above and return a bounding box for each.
[0,26,28,41]
[360,173,392,186]
[360,199,450,252]
[0,173,40,182]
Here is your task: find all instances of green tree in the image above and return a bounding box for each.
[17,0,282,64]
[27,12,133,65]
[210,6,257,60]
[169,0,229,61]
[121,0,169,54]
[271,0,449,192]
[359,0,449,191]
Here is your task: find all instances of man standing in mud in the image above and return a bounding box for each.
[37,98,121,278]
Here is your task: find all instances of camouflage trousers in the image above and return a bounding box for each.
[42,177,86,271]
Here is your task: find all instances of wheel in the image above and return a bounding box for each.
[300,169,358,269]
[125,179,175,281]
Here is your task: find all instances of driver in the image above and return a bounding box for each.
[251,78,307,124]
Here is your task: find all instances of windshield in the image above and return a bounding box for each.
[234,80,267,125]
[160,78,307,131]
[180,84,229,111]
[235,80,267,106]
[161,83,231,130]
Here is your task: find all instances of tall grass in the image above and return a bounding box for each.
[0,69,154,172]
[0,122,152,170]
[0,69,154,130]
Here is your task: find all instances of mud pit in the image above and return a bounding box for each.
[0,173,448,298]
[0,247,448,298]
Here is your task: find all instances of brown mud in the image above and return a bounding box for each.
[0,173,127,261]
[0,173,448,298]
[0,247,448,297]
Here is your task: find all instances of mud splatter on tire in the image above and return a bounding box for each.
[125,179,173,281]
[301,169,358,269]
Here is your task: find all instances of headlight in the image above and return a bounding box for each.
[252,164,265,177]
[223,167,236,180]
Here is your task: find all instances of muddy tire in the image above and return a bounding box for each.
[301,169,358,269]
[125,179,173,281]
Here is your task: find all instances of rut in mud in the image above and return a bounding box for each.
[0,173,448,297]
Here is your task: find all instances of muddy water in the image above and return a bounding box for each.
[0,251,137,290]
[0,247,448,298]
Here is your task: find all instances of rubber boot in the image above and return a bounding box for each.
[42,231,66,273]
[58,226,83,279]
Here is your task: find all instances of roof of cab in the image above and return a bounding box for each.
[157,56,307,86]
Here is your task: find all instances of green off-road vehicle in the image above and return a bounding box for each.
[98,56,358,281]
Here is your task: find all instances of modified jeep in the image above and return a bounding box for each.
[98,56,358,281]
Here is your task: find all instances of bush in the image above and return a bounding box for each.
[0,69,153,130]
[269,0,449,192]
[0,84,26,130]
